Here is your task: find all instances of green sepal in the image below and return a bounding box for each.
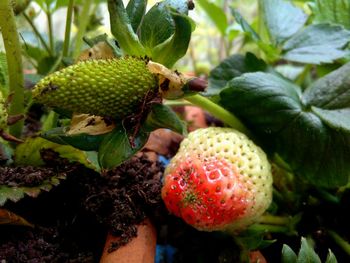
[107,0,145,56]
[151,10,193,68]
[126,0,147,33]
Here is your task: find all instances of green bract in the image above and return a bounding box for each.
[32,57,158,119]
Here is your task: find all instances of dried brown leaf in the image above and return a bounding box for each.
[0,208,34,227]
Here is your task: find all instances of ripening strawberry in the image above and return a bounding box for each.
[32,57,158,119]
[162,127,272,232]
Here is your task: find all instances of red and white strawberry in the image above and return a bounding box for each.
[161,127,272,232]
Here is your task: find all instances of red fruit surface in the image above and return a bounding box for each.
[161,127,273,232]
[162,156,253,231]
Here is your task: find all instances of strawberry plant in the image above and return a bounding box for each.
[1,0,350,262]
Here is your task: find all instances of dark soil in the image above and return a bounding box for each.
[0,150,165,262]
[81,152,164,252]
[0,166,68,187]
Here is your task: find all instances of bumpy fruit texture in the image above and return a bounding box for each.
[0,92,7,130]
[162,127,272,232]
[32,57,158,118]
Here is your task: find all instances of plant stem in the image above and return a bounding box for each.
[62,0,75,57]
[258,215,290,225]
[23,13,53,56]
[47,54,63,74]
[46,10,55,55]
[248,223,289,234]
[257,0,264,56]
[295,64,312,88]
[328,230,350,256]
[185,94,251,136]
[0,0,24,138]
[164,99,193,107]
[73,0,93,59]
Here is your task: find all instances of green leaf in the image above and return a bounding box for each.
[144,104,187,135]
[98,126,149,170]
[37,56,60,75]
[312,0,350,29]
[107,0,145,56]
[282,238,338,263]
[14,137,100,172]
[325,250,338,263]
[275,65,305,81]
[297,238,321,263]
[282,24,350,64]
[207,52,268,96]
[238,227,276,250]
[23,44,47,64]
[151,11,193,67]
[231,8,260,42]
[261,0,307,44]
[41,127,106,151]
[220,73,350,187]
[303,62,350,109]
[126,0,147,33]
[197,0,228,35]
[221,73,303,134]
[0,174,66,206]
[230,8,280,61]
[311,107,350,133]
[282,244,298,263]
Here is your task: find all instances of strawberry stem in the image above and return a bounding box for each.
[248,224,291,234]
[185,94,252,137]
[258,215,291,225]
[0,0,25,138]
[73,0,94,59]
[62,0,75,57]
[328,230,350,256]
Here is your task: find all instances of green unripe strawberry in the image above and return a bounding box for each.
[162,127,273,233]
[32,57,158,119]
[0,92,7,130]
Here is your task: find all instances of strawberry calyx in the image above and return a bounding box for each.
[162,156,253,231]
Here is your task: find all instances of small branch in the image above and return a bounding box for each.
[164,99,193,107]
[62,0,75,57]
[258,215,291,225]
[46,10,55,54]
[248,223,290,234]
[73,0,93,59]
[185,94,251,137]
[0,0,25,138]
[23,13,53,56]
[328,230,350,256]
[47,53,63,74]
